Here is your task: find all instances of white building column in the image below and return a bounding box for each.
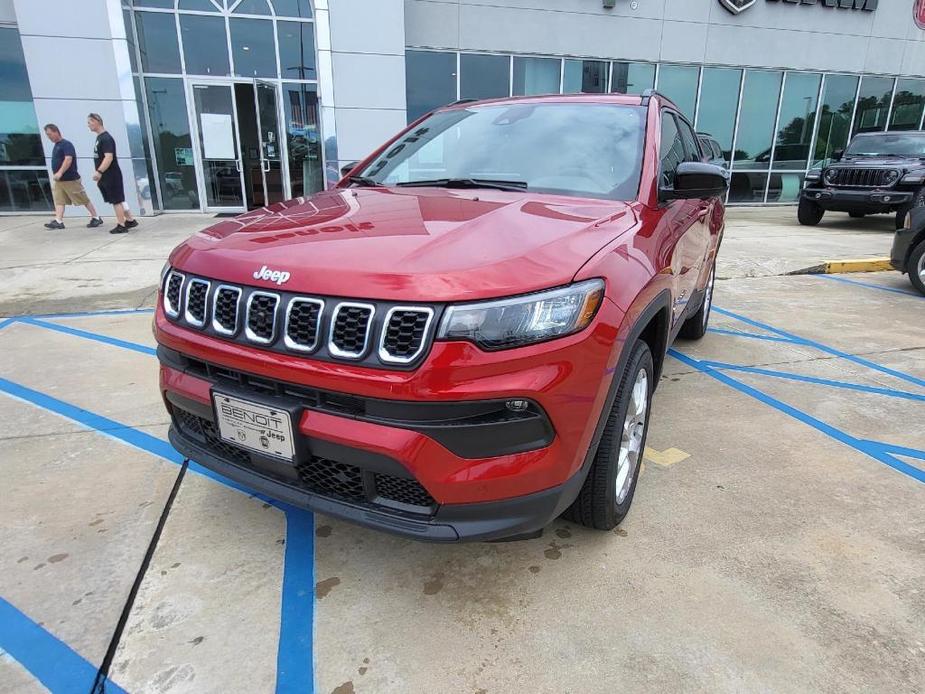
[319,0,407,184]
[12,0,153,217]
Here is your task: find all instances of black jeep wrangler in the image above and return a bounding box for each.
[799,132,925,228]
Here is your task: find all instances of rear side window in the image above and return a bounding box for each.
[659,112,685,187]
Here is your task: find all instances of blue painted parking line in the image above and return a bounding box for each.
[0,596,126,694]
[861,440,925,462]
[670,350,924,484]
[713,306,925,389]
[19,317,157,357]
[0,377,315,693]
[818,274,924,298]
[700,360,925,403]
[0,318,16,331]
[707,327,798,344]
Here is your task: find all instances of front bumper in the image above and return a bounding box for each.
[154,298,622,541]
[802,186,913,211]
[891,225,918,273]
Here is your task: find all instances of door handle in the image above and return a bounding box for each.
[262,160,270,173]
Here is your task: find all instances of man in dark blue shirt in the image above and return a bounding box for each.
[43,124,103,230]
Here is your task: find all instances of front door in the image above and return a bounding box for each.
[190,82,246,213]
[254,81,285,207]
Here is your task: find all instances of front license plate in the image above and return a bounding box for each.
[212,392,295,462]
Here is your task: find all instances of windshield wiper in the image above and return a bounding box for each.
[347,175,384,187]
[396,178,528,192]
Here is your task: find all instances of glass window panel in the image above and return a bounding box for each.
[611,62,655,95]
[272,0,312,18]
[133,0,173,7]
[889,78,925,131]
[695,67,741,166]
[135,11,181,74]
[812,74,857,166]
[133,75,159,210]
[459,54,510,100]
[282,83,324,196]
[563,60,607,94]
[180,14,230,76]
[728,172,768,203]
[230,18,277,78]
[771,72,821,170]
[512,57,560,96]
[278,21,315,80]
[145,77,200,210]
[766,172,805,203]
[405,50,457,123]
[179,0,219,10]
[123,8,138,73]
[0,169,52,212]
[657,65,698,120]
[853,76,894,135]
[0,27,44,166]
[233,0,271,15]
[732,70,782,170]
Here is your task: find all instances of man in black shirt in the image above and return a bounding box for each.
[42,124,103,230]
[87,113,139,234]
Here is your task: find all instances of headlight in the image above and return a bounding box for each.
[883,169,900,185]
[823,168,839,185]
[437,280,605,350]
[160,262,171,287]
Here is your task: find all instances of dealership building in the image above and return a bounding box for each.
[1,0,924,216]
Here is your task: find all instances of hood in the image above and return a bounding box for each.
[169,188,637,302]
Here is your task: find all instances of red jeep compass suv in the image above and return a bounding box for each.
[155,92,726,542]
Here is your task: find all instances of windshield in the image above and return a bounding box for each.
[358,103,647,201]
[845,133,925,158]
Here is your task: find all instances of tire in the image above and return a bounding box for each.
[896,187,925,230]
[564,340,654,531]
[798,198,824,226]
[849,212,865,219]
[678,261,716,340]
[908,239,925,296]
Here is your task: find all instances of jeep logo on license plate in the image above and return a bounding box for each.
[719,0,756,14]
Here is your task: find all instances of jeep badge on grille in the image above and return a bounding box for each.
[253,265,291,285]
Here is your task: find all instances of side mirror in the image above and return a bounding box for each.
[831,149,844,162]
[662,162,728,201]
[340,161,360,178]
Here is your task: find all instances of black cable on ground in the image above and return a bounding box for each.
[91,459,189,694]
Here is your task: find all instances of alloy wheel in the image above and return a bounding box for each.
[616,368,648,504]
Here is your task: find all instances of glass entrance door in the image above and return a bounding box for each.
[254,80,285,207]
[190,83,246,212]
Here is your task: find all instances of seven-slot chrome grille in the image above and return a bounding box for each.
[161,271,439,369]
[825,168,899,188]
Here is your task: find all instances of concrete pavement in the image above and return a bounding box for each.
[0,207,922,693]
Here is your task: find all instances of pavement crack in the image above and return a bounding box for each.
[91,460,188,694]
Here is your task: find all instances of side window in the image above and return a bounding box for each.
[676,117,702,162]
[659,112,685,188]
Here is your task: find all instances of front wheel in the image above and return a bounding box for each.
[798,198,824,226]
[908,239,925,296]
[895,187,925,230]
[564,340,653,530]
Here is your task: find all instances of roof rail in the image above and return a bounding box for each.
[449,98,480,106]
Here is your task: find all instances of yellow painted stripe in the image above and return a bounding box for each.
[643,447,691,467]
[824,258,893,274]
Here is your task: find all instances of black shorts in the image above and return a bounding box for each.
[98,171,125,204]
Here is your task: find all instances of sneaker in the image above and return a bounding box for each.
[87,217,104,228]
[124,219,139,229]
[109,225,128,234]
[44,220,65,230]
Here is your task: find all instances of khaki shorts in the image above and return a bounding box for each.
[53,178,91,206]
